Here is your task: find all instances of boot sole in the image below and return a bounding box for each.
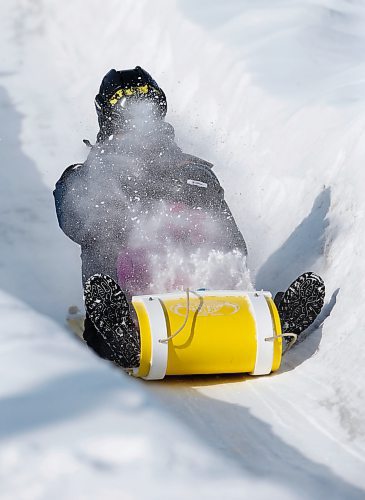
[277,272,325,335]
[84,274,140,367]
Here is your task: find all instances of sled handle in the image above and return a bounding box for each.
[265,333,298,355]
[159,289,191,344]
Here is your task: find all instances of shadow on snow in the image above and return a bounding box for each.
[255,187,331,294]
[0,84,81,322]
[149,379,364,500]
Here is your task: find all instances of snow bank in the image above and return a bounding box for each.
[1,0,365,498]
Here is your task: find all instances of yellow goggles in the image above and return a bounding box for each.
[109,84,160,106]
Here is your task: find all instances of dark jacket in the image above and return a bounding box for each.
[54,121,247,286]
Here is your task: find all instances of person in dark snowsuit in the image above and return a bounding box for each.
[54,67,248,366]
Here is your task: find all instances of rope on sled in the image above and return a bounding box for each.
[159,288,191,344]
[265,332,298,355]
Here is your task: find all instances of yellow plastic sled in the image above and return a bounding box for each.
[131,289,283,380]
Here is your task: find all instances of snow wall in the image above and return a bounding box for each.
[1,1,365,499]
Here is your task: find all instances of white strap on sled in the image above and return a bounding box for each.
[133,296,168,380]
[249,292,275,376]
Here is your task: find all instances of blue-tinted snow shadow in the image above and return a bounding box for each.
[253,187,334,370]
[255,187,331,294]
[150,381,364,499]
[0,368,143,440]
[0,84,81,321]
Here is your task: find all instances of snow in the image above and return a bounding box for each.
[1,0,365,498]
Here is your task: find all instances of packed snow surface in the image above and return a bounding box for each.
[1,0,365,498]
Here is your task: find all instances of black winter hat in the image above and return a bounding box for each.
[95,66,167,138]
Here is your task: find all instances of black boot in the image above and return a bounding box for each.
[84,274,140,368]
[276,272,325,336]
[83,314,116,361]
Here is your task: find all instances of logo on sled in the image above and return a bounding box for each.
[170,300,240,317]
